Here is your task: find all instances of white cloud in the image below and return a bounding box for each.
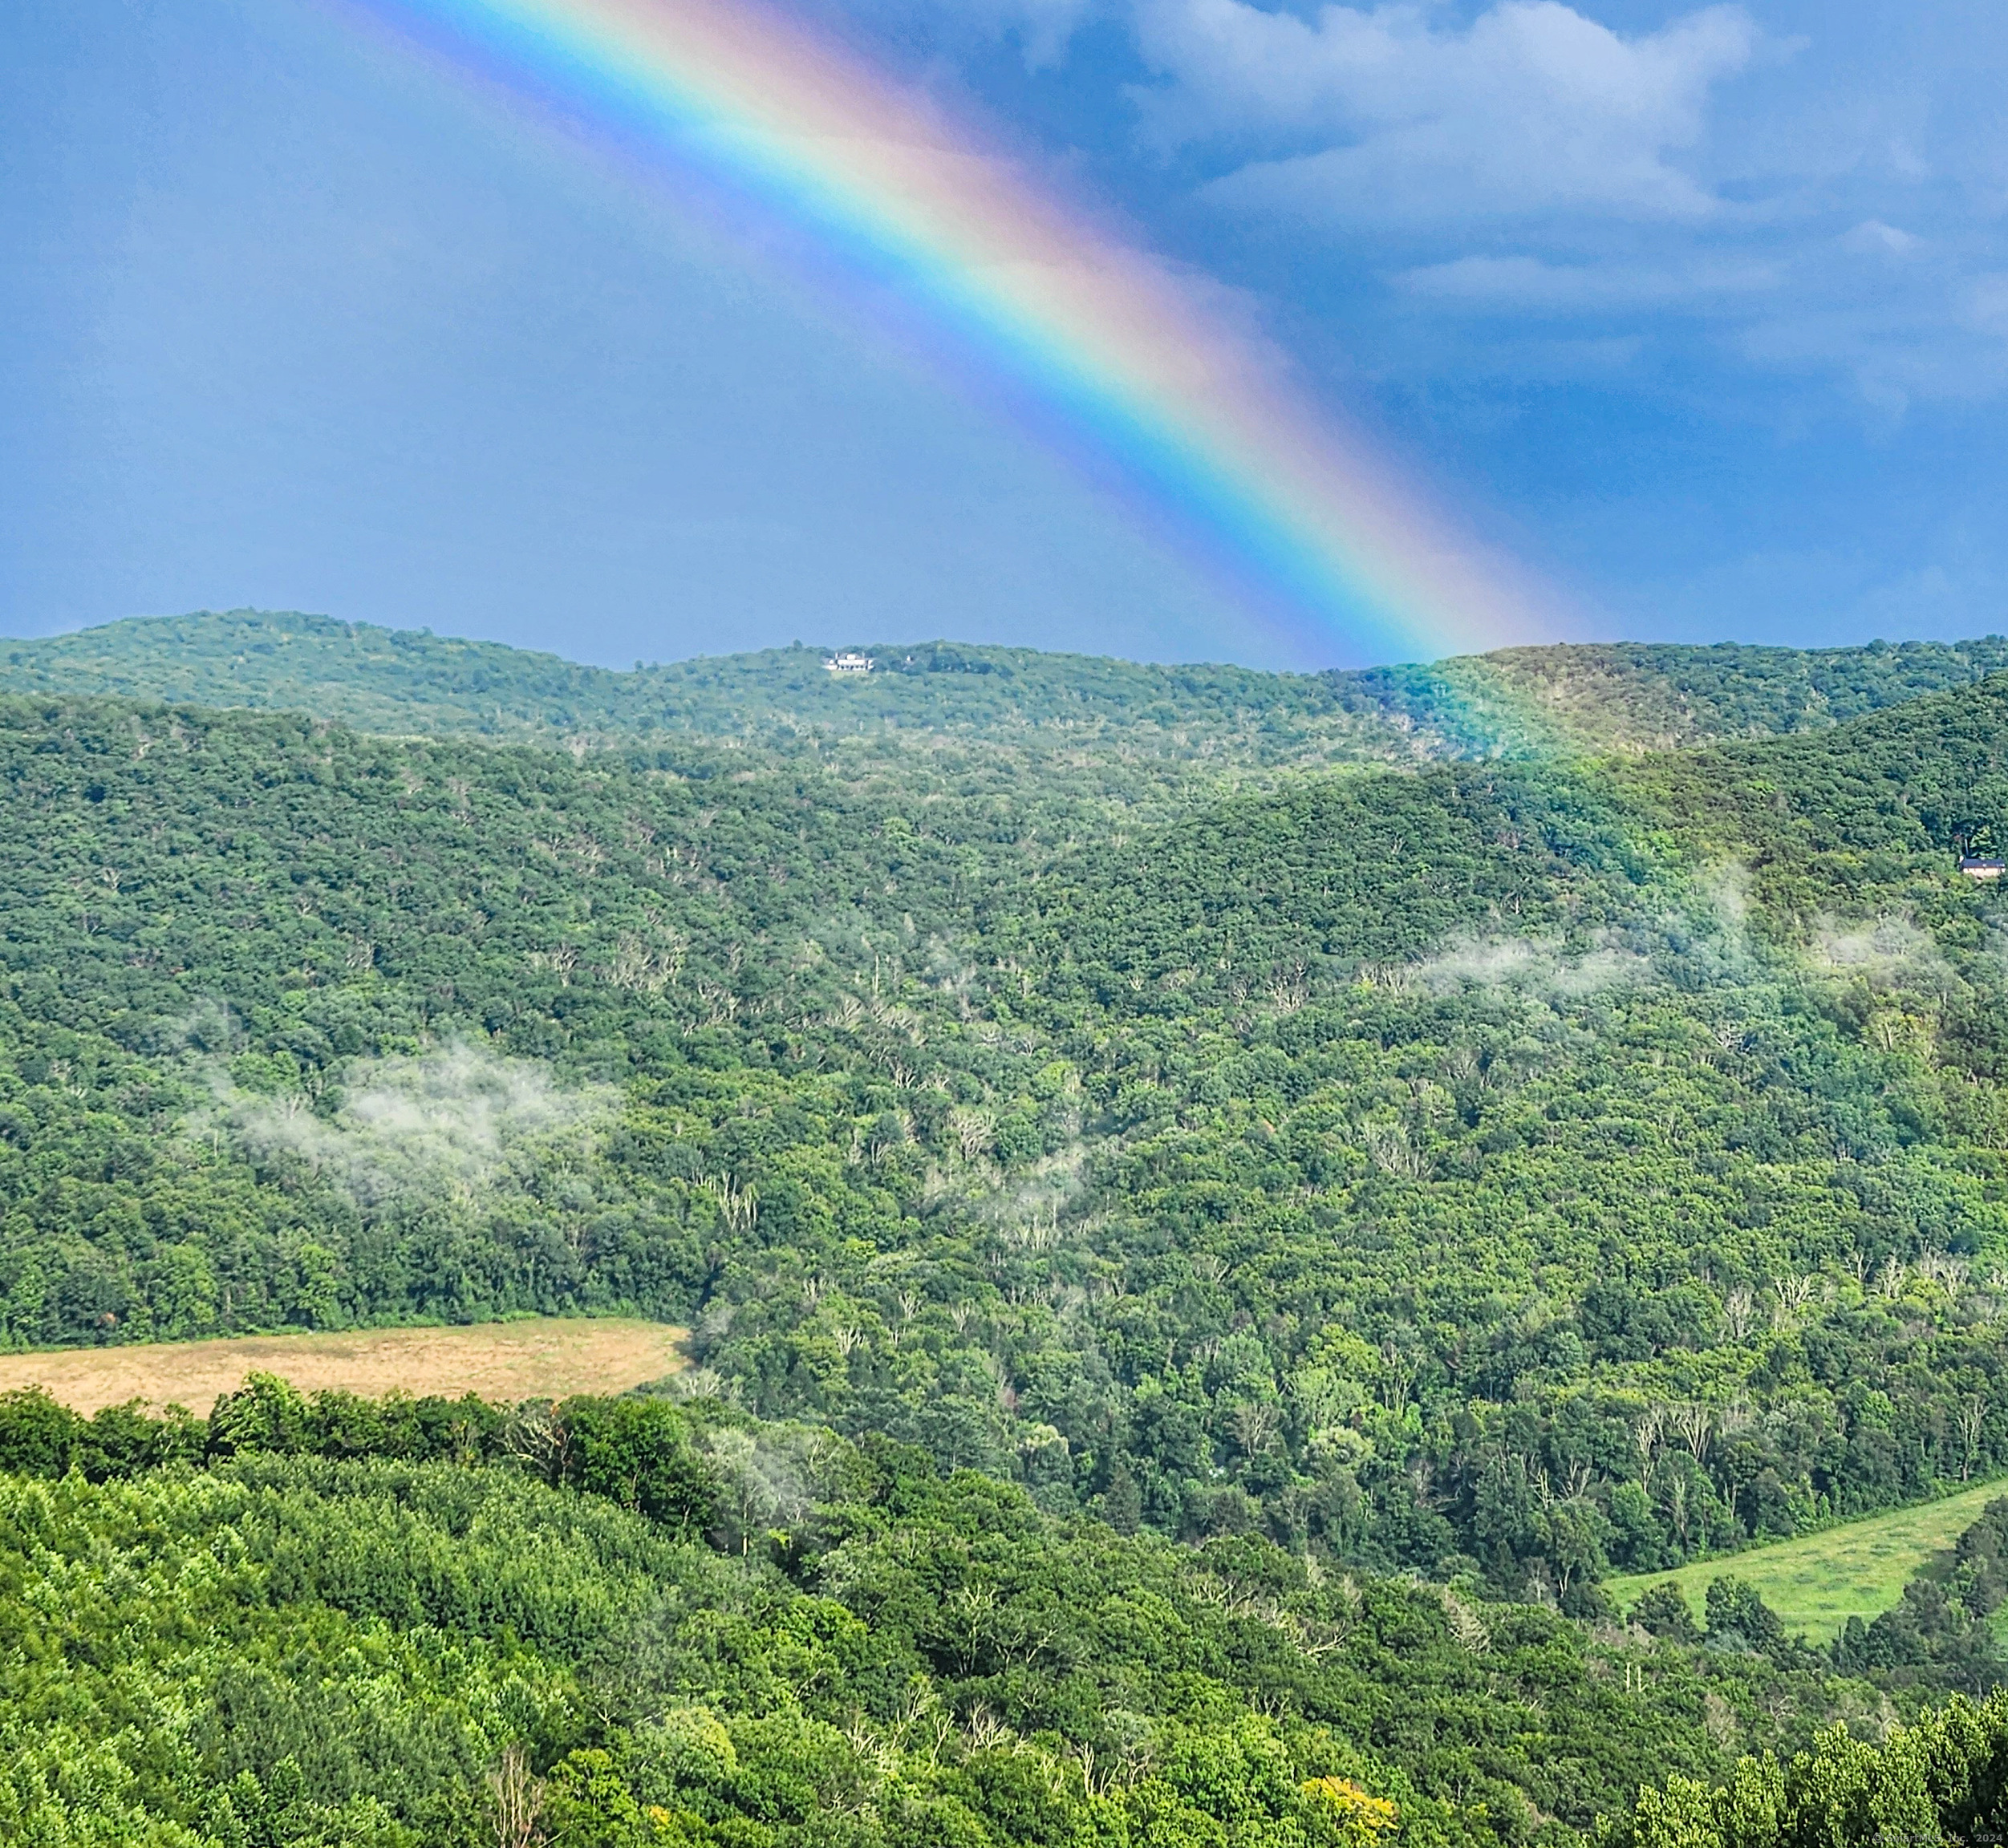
[1841,219,1922,257]
[1137,0,1760,222]
[1393,252,1780,310]
[1732,288,2008,412]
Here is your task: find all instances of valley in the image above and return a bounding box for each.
[6,611,2008,1844]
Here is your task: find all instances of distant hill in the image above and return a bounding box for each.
[6,607,2007,763]
[0,610,1422,761]
[1036,671,2008,1010]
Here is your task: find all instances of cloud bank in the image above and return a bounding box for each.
[1140,0,1759,223]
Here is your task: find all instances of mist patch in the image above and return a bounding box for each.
[213,1045,619,1210]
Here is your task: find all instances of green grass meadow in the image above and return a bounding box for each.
[1607,1480,2008,1643]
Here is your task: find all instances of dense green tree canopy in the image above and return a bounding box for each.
[8,622,2008,1842]
[0,1381,1900,1848]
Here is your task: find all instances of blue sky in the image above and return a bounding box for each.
[3,0,2005,669]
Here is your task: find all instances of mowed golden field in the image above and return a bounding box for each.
[0,1317,686,1415]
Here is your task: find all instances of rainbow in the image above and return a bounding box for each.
[345,0,1564,664]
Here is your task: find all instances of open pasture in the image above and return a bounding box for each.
[1608,1477,2008,1643]
[0,1317,686,1415]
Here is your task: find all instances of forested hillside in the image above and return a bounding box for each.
[10,679,2008,1594]
[8,608,2008,763]
[12,634,2008,1842]
[0,1377,1925,1846]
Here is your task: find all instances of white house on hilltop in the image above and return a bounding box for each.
[824,652,873,675]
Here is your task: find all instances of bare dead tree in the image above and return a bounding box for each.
[1771,1274,1815,1325]
[1634,1405,1663,1490]
[489,1745,545,1848]
[1673,1402,1713,1462]
[1961,1397,1988,1481]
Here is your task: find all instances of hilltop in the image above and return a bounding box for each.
[7,607,2008,764]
